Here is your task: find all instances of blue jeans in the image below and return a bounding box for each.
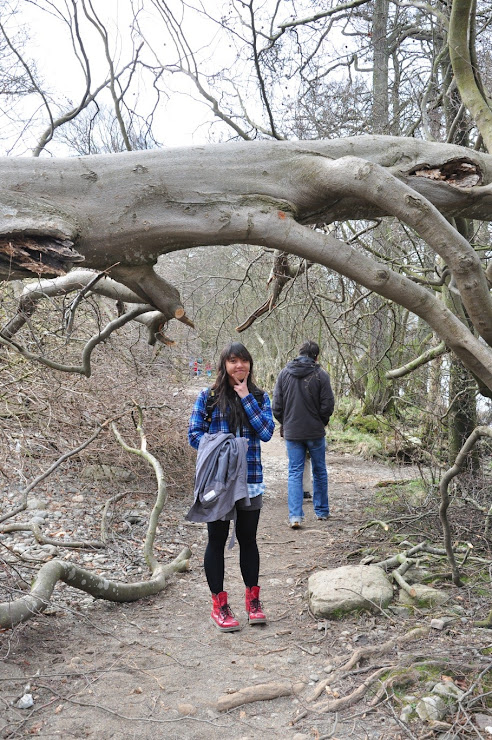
[285,437,329,520]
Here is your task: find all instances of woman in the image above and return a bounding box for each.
[188,342,274,632]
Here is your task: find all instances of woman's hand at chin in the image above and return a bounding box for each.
[233,374,249,398]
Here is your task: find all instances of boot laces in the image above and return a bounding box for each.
[220,603,235,619]
[250,597,261,613]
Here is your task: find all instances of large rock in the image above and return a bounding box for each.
[308,564,393,618]
[398,584,449,608]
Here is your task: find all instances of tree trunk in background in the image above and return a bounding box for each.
[361,298,394,416]
[361,0,392,414]
[448,356,479,472]
[372,0,390,134]
[446,216,479,472]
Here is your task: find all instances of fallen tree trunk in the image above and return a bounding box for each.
[0,136,492,389]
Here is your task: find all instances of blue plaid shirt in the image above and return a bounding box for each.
[188,388,274,484]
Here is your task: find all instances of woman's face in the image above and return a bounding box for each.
[225,354,250,385]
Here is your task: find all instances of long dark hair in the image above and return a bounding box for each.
[211,342,262,432]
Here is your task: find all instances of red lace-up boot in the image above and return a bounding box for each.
[210,592,240,632]
[245,586,266,625]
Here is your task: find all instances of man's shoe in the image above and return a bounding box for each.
[303,491,312,499]
[316,514,330,521]
[289,518,303,529]
[211,592,240,632]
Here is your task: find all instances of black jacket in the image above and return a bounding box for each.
[272,356,334,440]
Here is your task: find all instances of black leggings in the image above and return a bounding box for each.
[204,508,261,594]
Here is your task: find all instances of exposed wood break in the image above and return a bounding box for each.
[410,159,482,188]
[0,236,84,277]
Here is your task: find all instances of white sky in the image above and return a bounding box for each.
[7,0,230,155]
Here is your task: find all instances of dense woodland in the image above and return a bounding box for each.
[0,0,492,733]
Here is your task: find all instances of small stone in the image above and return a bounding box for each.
[32,510,48,519]
[432,681,465,701]
[388,606,412,617]
[473,713,492,731]
[400,705,414,722]
[177,702,196,716]
[27,498,48,510]
[323,665,334,674]
[430,617,455,630]
[430,618,446,630]
[450,605,466,615]
[71,494,84,503]
[17,694,34,709]
[416,695,447,722]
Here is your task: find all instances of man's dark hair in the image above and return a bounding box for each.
[299,340,319,360]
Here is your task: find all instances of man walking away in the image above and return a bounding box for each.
[272,341,334,528]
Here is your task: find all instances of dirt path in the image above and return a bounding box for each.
[0,431,474,739]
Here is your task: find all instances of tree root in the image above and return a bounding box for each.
[306,627,429,703]
[473,609,492,628]
[368,668,419,706]
[217,680,305,712]
[312,666,391,713]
